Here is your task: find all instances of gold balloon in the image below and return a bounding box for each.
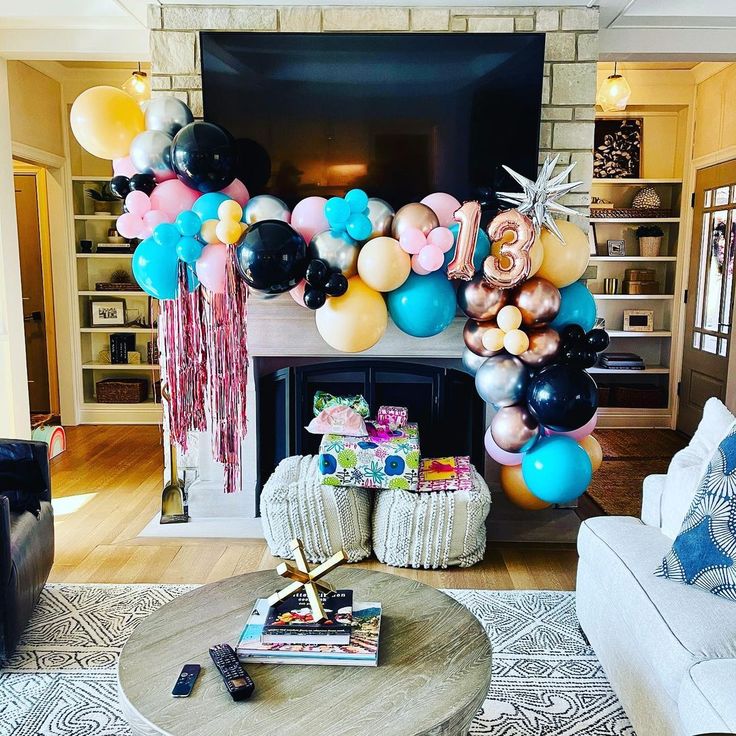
[315,277,388,353]
[218,200,243,222]
[492,405,539,453]
[500,465,551,511]
[518,327,560,368]
[513,277,561,327]
[309,230,359,277]
[70,86,144,160]
[481,327,506,353]
[366,198,395,239]
[504,329,530,356]
[537,220,591,288]
[215,219,242,245]
[496,305,522,332]
[391,203,439,240]
[457,272,507,321]
[580,434,603,472]
[357,236,411,292]
[200,219,219,244]
[464,319,503,357]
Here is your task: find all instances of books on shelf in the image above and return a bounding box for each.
[598,352,645,370]
[261,589,353,644]
[237,599,382,666]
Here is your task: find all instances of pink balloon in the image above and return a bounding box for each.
[196,243,228,294]
[220,178,250,207]
[400,227,426,255]
[548,411,598,441]
[113,156,137,178]
[125,190,151,218]
[116,212,144,239]
[290,279,308,308]
[411,254,431,275]
[150,179,200,218]
[417,244,444,272]
[485,426,524,466]
[140,209,174,237]
[291,196,329,244]
[421,192,462,228]
[427,226,455,253]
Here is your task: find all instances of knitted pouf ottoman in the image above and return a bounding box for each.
[372,465,491,569]
[260,455,372,563]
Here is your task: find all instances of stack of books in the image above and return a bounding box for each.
[236,589,382,666]
[598,352,645,371]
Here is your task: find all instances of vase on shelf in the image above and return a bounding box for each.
[639,236,662,257]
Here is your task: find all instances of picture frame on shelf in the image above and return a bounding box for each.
[607,239,626,256]
[90,300,126,327]
[623,309,654,332]
[593,118,642,179]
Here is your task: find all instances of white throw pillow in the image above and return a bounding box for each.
[660,398,736,539]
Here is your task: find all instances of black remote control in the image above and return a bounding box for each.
[209,644,255,702]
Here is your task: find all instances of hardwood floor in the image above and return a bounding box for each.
[49,425,578,590]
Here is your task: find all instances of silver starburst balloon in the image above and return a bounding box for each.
[496,154,582,242]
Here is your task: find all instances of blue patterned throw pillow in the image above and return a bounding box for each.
[655,426,736,600]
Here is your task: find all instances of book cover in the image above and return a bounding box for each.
[261,589,353,644]
[238,599,382,667]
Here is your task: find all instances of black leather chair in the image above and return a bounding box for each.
[0,439,54,661]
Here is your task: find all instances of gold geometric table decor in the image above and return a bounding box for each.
[267,539,348,622]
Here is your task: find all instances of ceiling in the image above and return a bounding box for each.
[0,0,735,60]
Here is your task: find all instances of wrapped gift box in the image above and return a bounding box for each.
[319,421,420,490]
[376,405,408,429]
[416,456,473,493]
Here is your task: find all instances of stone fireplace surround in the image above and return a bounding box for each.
[144,4,599,538]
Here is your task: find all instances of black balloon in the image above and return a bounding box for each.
[561,324,585,348]
[587,328,610,352]
[171,122,236,193]
[235,220,307,294]
[304,286,327,310]
[305,259,329,288]
[109,176,130,199]
[527,363,598,432]
[324,272,348,297]
[128,173,156,195]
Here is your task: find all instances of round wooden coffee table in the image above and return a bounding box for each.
[118,569,492,736]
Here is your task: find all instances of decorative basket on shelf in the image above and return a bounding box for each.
[96,378,149,404]
[591,207,672,219]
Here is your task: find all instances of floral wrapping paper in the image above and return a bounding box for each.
[319,422,421,490]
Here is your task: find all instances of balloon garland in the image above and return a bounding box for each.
[70,86,606,506]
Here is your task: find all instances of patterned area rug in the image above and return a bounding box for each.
[0,585,634,736]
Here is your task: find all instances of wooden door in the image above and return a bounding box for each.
[14,173,51,413]
[678,160,736,435]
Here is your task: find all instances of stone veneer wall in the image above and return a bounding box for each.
[148,4,598,225]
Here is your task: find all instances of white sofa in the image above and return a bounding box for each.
[576,399,736,736]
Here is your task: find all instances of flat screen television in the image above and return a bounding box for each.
[201,32,545,211]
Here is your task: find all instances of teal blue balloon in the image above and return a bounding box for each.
[346,213,372,241]
[325,196,350,226]
[550,281,597,332]
[132,236,178,300]
[192,192,230,222]
[444,224,491,273]
[153,223,180,249]
[176,236,203,264]
[345,188,368,213]
[521,435,592,504]
[176,210,202,237]
[387,270,456,338]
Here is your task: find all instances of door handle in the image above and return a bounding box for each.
[24,310,42,322]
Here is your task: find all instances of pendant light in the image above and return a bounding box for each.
[122,62,150,106]
[596,62,631,112]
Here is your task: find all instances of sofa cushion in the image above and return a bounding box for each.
[656,425,736,601]
[578,516,736,701]
[661,397,735,539]
[679,659,736,736]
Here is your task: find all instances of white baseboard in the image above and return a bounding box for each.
[138,512,264,539]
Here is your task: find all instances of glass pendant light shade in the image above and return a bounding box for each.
[596,63,631,112]
[122,67,150,106]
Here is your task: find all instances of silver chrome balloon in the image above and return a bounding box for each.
[474,355,528,409]
[144,96,194,137]
[129,130,174,183]
[366,197,395,239]
[309,229,360,277]
[243,195,291,225]
[461,347,487,376]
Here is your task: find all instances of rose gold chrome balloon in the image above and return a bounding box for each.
[491,405,539,453]
[513,277,561,326]
[463,318,503,357]
[447,200,481,281]
[457,272,508,321]
[518,326,561,368]
[391,203,439,240]
[483,209,535,289]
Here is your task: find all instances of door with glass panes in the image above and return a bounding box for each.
[678,160,736,435]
